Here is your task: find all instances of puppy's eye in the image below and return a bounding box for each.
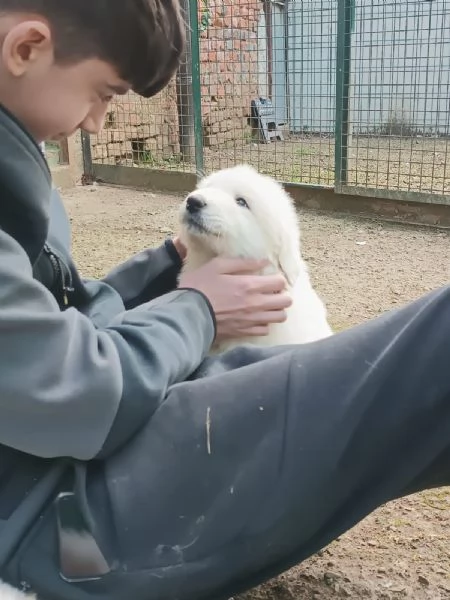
[236,197,249,209]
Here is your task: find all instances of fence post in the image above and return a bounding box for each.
[188,0,205,179]
[80,131,94,184]
[335,0,353,192]
[177,0,196,164]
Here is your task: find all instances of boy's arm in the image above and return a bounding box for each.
[102,239,182,309]
[0,229,215,461]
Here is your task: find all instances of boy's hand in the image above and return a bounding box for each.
[178,257,292,341]
[172,236,187,261]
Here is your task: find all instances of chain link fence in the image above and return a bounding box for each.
[86,0,450,204]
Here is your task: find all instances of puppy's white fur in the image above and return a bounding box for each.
[179,164,333,353]
[0,582,35,600]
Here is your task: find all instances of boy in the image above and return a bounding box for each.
[0,1,449,599]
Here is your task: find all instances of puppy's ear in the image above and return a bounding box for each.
[273,191,302,287]
[276,234,301,287]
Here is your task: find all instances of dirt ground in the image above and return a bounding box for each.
[63,183,450,600]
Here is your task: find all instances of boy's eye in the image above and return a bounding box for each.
[99,93,114,103]
[236,197,249,209]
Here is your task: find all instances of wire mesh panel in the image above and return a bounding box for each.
[199,0,336,185]
[88,0,338,187]
[88,0,200,176]
[85,0,450,204]
[338,0,450,200]
[88,77,196,173]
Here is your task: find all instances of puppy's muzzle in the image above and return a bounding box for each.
[186,195,206,214]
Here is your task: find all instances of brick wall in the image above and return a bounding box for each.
[200,0,261,147]
[90,0,262,164]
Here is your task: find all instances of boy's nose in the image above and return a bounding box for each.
[81,107,108,135]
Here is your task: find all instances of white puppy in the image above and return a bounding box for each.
[179,164,333,353]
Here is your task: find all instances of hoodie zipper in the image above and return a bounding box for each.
[42,243,74,308]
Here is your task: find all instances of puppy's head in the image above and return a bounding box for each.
[179,165,301,285]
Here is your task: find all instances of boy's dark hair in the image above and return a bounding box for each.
[0,0,185,97]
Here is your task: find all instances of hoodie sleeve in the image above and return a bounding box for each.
[0,229,215,461]
[102,239,182,310]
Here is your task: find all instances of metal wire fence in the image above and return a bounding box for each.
[87,0,450,204]
[338,0,450,202]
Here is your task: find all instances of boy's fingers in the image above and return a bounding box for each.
[244,310,289,324]
[244,274,288,294]
[256,293,292,311]
[213,257,270,274]
[239,325,271,337]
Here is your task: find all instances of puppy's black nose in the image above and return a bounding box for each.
[186,196,206,213]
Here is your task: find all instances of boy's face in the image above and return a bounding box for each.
[0,15,130,142]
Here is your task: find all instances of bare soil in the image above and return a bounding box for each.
[63,183,450,600]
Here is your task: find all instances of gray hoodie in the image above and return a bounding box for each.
[0,105,216,463]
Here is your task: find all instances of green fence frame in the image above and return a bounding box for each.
[188,0,205,177]
[83,0,450,208]
[334,0,353,195]
[334,0,450,206]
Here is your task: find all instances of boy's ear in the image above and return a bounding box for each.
[2,20,53,77]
